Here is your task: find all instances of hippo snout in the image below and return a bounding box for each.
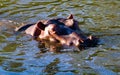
[81,36,99,48]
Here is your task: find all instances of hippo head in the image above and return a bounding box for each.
[29,15,98,50]
[48,24,99,49]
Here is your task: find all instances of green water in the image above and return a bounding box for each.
[0,0,120,75]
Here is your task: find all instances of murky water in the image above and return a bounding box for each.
[0,0,120,75]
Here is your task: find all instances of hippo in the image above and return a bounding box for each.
[15,14,99,51]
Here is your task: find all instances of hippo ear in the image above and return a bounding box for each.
[65,19,74,27]
[36,21,46,30]
[33,21,46,39]
[67,14,73,19]
[65,14,74,27]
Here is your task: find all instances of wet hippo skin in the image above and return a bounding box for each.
[15,14,99,51]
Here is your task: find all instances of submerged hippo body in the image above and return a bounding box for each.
[16,14,99,51]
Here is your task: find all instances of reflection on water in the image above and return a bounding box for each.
[0,0,120,75]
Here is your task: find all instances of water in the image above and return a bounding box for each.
[0,0,120,75]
